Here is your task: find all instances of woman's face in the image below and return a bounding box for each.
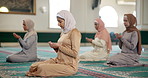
[94,22,99,30]
[123,16,130,27]
[23,21,28,31]
[57,17,65,29]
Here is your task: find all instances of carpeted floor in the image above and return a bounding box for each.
[0,45,148,78]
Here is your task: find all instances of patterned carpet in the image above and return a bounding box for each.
[0,45,148,78]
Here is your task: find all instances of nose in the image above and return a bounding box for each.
[123,21,126,24]
[58,23,60,26]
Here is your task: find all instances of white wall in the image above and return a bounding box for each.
[100,0,135,33]
[0,0,135,33]
[0,0,99,33]
[136,0,148,30]
[71,0,100,33]
[0,0,49,32]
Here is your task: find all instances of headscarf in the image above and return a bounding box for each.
[94,18,112,52]
[23,19,37,40]
[57,10,76,33]
[124,14,142,55]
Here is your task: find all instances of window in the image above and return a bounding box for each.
[99,6,118,27]
[133,10,136,17]
[49,0,70,28]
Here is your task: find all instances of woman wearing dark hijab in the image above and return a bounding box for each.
[107,14,142,66]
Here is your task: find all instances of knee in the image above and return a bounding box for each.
[6,55,19,62]
[6,55,13,62]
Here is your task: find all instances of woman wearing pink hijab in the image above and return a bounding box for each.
[80,18,112,61]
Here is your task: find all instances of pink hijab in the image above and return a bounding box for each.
[94,18,112,52]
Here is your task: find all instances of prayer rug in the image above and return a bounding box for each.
[0,45,148,78]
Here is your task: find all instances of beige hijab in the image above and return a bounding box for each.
[124,14,142,55]
[23,19,37,40]
[95,18,112,52]
[57,10,76,34]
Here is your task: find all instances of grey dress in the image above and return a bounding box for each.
[107,31,140,66]
[6,34,38,62]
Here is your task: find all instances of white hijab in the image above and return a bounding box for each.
[23,19,37,40]
[57,10,76,34]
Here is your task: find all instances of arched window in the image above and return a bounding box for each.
[49,0,70,28]
[133,10,136,17]
[99,6,118,27]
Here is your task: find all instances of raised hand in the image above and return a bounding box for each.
[13,33,21,39]
[86,37,93,43]
[48,41,60,49]
[115,33,122,39]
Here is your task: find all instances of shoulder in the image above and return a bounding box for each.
[70,28,81,37]
[132,31,138,33]
[32,33,37,36]
[72,28,80,32]
[28,34,38,39]
[123,31,137,34]
[131,31,138,35]
[71,28,81,34]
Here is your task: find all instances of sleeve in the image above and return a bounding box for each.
[119,40,123,49]
[58,30,81,58]
[120,31,138,50]
[91,38,106,48]
[119,32,124,49]
[18,35,36,50]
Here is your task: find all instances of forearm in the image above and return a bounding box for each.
[18,36,36,50]
[91,38,106,48]
[59,46,78,58]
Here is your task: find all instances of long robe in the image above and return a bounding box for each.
[26,28,81,77]
[107,31,140,66]
[6,34,38,62]
[80,38,108,61]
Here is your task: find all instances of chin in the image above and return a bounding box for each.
[124,25,128,27]
[61,27,64,29]
[126,26,130,28]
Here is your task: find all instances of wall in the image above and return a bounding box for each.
[71,0,100,33]
[100,0,135,33]
[0,0,135,33]
[136,0,148,30]
[0,0,50,32]
[0,0,99,33]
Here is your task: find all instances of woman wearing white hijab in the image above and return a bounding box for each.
[26,10,81,77]
[6,19,38,63]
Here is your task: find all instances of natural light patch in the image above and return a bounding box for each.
[0,6,9,12]
[99,6,118,27]
[133,10,136,17]
[49,0,70,28]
